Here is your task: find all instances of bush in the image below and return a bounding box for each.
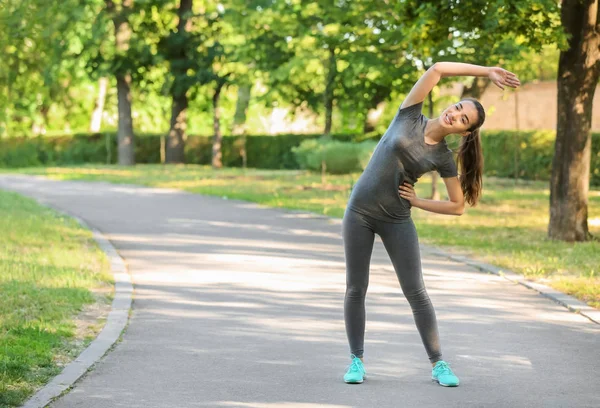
[0,133,359,169]
[479,130,600,186]
[292,138,377,174]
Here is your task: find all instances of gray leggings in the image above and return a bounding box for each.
[342,209,442,363]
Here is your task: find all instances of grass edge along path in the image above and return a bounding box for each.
[0,190,114,408]
[3,165,600,313]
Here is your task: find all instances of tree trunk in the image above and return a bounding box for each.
[165,0,193,164]
[116,74,135,165]
[363,115,374,134]
[363,102,385,134]
[40,104,50,134]
[513,89,520,182]
[1,80,9,137]
[324,47,336,135]
[212,80,226,169]
[32,104,50,136]
[428,92,440,200]
[108,0,135,165]
[232,83,251,135]
[549,0,600,242]
[460,77,491,99]
[90,77,108,132]
[232,83,251,168]
[166,95,187,164]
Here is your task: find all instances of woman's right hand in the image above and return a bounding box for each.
[488,67,521,90]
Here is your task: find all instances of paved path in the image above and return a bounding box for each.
[1,175,598,408]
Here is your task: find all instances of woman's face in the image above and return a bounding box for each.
[439,100,479,136]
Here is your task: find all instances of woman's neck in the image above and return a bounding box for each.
[424,118,451,145]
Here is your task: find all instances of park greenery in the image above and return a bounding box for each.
[1,0,563,141]
[0,190,113,407]
[3,0,597,243]
[2,129,600,186]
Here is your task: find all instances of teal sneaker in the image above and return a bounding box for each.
[343,355,366,384]
[432,361,460,387]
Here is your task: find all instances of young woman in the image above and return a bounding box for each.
[342,62,520,386]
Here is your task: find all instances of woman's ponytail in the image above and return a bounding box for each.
[457,98,485,206]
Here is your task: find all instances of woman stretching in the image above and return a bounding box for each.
[342,62,520,386]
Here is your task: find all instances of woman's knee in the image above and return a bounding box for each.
[404,286,432,308]
[346,284,368,300]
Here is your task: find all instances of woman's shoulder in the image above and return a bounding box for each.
[393,101,425,126]
[397,101,424,116]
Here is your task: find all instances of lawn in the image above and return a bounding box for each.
[0,190,113,407]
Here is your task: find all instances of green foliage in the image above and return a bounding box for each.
[242,134,348,169]
[1,134,108,167]
[0,0,572,141]
[479,130,600,187]
[370,0,567,103]
[292,138,377,174]
[0,0,102,137]
[0,133,353,169]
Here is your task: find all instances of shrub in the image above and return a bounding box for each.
[292,138,377,174]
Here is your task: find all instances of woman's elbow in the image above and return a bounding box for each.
[431,62,448,77]
[454,203,465,216]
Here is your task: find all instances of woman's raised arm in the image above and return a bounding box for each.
[400,62,520,110]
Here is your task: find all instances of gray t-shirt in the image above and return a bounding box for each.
[347,101,458,222]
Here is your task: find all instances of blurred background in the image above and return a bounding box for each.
[0,1,578,166]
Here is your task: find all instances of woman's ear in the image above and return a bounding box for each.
[460,131,470,137]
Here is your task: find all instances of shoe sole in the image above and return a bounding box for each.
[432,378,459,387]
[344,375,366,384]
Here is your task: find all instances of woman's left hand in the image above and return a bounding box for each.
[488,67,521,90]
[399,182,418,204]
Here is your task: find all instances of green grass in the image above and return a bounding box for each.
[0,191,113,408]
[5,164,600,310]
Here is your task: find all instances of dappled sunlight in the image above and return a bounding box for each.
[203,220,342,240]
[151,299,266,310]
[304,197,339,205]
[113,234,342,259]
[207,403,351,408]
[532,310,598,324]
[155,179,229,188]
[456,354,533,368]
[419,210,550,230]
[44,167,138,177]
[451,296,536,312]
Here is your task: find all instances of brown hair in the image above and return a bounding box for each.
[456,98,485,206]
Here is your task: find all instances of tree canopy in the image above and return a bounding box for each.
[0,0,566,137]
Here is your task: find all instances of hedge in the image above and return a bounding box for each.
[479,130,600,187]
[0,130,599,186]
[0,133,354,169]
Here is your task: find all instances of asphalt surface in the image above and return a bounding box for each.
[1,174,598,408]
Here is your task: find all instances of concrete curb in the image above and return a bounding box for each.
[421,244,600,325]
[21,208,133,408]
